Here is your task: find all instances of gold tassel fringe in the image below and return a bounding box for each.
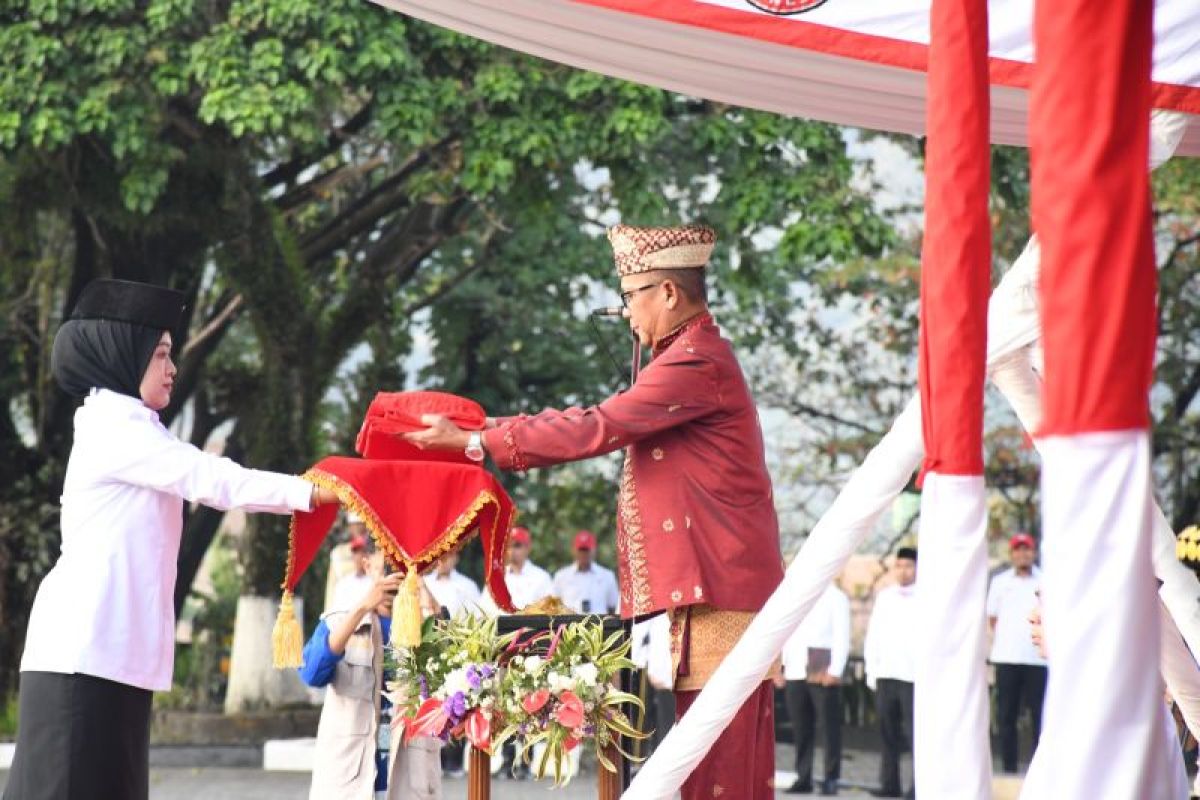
[392,568,423,650]
[272,591,304,669]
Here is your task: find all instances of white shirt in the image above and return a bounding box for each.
[20,389,312,691]
[782,584,851,680]
[631,614,674,690]
[987,567,1046,666]
[424,570,482,618]
[482,561,553,613]
[552,562,619,614]
[863,584,918,687]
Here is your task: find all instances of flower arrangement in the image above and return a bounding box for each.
[387,614,513,753]
[389,613,646,787]
[493,619,647,786]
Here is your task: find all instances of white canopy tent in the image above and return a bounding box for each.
[375,0,1200,153]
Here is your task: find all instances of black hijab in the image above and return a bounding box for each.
[50,279,185,399]
[51,319,164,399]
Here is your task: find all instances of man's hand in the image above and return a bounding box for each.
[1029,604,1047,659]
[403,414,471,452]
[810,671,841,687]
[359,573,403,616]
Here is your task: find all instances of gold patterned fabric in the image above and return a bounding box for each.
[607,224,716,276]
[670,604,781,691]
[616,451,652,613]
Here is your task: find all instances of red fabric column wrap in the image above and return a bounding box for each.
[917,0,991,476]
[1030,0,1155,436]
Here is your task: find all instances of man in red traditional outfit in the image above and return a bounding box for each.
[408,224,784,799]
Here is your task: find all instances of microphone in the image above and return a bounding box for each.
[590,306,624,317]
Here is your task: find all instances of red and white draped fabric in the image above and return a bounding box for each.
[911,0,992,797]
[365,1,1200,797]
[1026,0,1171,796]
[374,0,1200,153]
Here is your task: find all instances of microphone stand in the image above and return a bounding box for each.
[630,336,642,385]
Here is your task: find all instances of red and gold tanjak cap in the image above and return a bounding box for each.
[607,224,716,277]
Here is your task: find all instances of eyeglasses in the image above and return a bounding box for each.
[620,282,662,308]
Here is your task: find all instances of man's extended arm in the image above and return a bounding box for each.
[407,346,721,470]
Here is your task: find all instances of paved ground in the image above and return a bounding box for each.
[0,741,915,799]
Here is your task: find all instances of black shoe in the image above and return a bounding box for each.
[818,778,839,796]
[785,779,814,794]
[870,790,903,798]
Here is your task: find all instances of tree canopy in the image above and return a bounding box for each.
[0,0,892,699]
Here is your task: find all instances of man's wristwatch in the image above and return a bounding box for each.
[465,431,486,463]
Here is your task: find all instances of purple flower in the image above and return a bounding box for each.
[466,666,482,690]
[418,675,429,700]
[444,691,468,724]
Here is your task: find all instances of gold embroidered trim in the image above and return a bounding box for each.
[617,451,652,615]
[292,469,511,582]
[502,424,528,473]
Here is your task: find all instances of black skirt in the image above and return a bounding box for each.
[3,671,152,800]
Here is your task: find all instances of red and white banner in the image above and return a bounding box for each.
[375,0,1200,154]
[912,0,992,794]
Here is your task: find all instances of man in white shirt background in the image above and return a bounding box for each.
[780,580,852,796]
[482,526,553,614]
[420,551,481,778]
[423,551,481,620]
[986,532,1046,774]
[552,530,619,614]
[631,613,675,758]
[330,532,378,613]
[863,547,918,800]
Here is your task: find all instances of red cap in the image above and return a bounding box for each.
[1009,533,1036,550]
[510,527,532,546]
[349,534,369,552]
[573,530,597,551]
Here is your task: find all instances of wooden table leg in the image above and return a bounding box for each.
[468,747,491,800]
[598,743,624,800]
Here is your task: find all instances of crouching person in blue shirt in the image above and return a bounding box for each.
[299,571,443,800]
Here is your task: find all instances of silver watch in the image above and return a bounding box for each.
[465,431,486,462]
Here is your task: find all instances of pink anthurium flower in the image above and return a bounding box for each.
[522,688,550,714]
[465,708,491,752]
[554,690,585,730]
[405,697,449,744]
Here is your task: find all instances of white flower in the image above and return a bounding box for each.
[548,672,575,693]
[524,655,544,674]
[572,663,599,687]
[441,666,472,696]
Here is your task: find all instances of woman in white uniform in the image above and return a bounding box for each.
[2,279,339,800]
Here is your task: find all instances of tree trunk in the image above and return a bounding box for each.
[224,595,311,713]
[223,326,322,709]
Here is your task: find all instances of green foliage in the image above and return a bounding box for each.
[0,0,891,698]
[0,691,17,740]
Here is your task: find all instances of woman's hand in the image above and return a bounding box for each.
[310,485,340,507]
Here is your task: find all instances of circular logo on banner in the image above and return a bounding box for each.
[744,0,829,14]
